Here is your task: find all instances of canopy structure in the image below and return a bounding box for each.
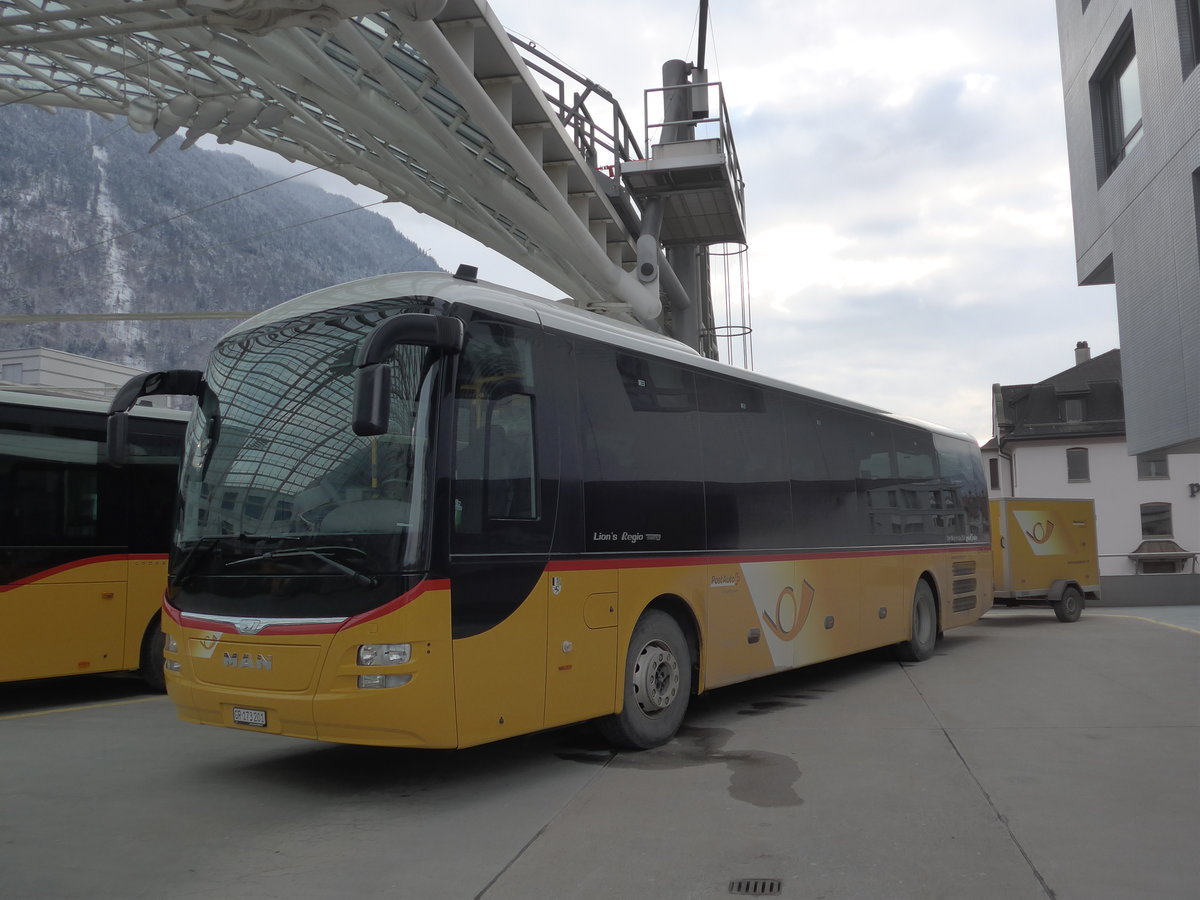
[0,0,747,355]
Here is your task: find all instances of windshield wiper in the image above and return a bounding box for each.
[171,535,227,586]
[225,546,376,586]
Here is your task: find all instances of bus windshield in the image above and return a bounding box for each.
[175,299,439,584]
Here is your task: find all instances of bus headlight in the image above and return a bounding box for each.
[358,643,411,666]
[358,674,413,689]
[164,633,178,654]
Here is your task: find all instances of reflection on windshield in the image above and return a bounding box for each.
[177,298,437,574]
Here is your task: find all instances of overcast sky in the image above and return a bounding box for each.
[238,0,1120,444]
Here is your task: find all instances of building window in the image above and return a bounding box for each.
[1180,0,1200,77]
[1062,397,1085,422]
[1141,502,1173,538]
[1140,559,1182,574]
[1092,18,1143,180]
[1195,169,1200,272]
[988,457,1000,491]
[1066,447,1090,482]
[1137,451,1170,479]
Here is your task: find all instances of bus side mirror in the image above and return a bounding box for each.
[107,369,204,465]
[352,314,463,437]
[353,364,391,437]
[107,411,132,467]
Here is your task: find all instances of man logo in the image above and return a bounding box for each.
[223,652,273,670]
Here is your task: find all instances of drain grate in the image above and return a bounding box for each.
[729,878,782,896]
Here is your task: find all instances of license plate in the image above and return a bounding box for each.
[232,707,267,727]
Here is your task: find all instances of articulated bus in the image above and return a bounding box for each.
[113,271,991,749]
[0,389,186,688]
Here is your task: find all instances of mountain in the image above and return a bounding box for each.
[0,104,442,372]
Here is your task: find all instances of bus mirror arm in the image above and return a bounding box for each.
[352,314,464,436]
[106,369,204,466]
[354,314,465,366]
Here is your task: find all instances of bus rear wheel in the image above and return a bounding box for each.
[599,610,691,750]
[895,580,937,662]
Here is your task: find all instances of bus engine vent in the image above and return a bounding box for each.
[729,878,782,896]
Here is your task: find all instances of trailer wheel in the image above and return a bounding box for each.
[1053,585,1084,623]
[895,580,937,662]
[599,610,691,750]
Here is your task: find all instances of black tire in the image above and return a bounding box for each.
[895,580,938,662]
[1053,585,1084,623]
[139,616,167,692]
[599,610,692,750]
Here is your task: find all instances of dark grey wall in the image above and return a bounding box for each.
[1097,573,1200,605]
[1056,0,1200,455]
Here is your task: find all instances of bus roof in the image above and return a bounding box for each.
[219,271,978,445]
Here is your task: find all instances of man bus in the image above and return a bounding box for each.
[112,270,991,748]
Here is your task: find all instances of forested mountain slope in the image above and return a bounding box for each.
[0,104,441,371]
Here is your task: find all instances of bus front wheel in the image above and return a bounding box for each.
[139,616,167,692]
[895,580,937,662]
[599,610,692,750]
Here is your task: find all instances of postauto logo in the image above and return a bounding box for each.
[1011,509,1069,556]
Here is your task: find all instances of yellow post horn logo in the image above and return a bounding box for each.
[763,581,815,641]
[1024,520,1055,544]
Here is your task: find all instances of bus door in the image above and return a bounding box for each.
[448,315,558,746]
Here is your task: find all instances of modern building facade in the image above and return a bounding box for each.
[984,342,1200,605]
[1054,0,1200,455]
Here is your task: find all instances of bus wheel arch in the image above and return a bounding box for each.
[894,575,939,663]
[138,612,167,692]
[599,598,697,750]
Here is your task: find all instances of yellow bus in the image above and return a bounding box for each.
[114,271,991,748]
[0,389,186,688]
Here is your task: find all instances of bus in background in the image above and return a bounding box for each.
[0,389,187,688]
[114,271,991,749]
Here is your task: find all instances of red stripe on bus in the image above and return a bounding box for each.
[0,553,167,593]
[340,579,451,630]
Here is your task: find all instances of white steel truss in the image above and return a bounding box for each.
[0,0,747,351]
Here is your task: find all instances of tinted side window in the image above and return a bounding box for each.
[698,375,791,550]
[577,346,703,552]
[0,406,124,549]
[934,434,990,542]
[794,404,864,547]
[867,426,946,542]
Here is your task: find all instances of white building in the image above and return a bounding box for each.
[983,343,1200,605]
[0,347,167,405]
